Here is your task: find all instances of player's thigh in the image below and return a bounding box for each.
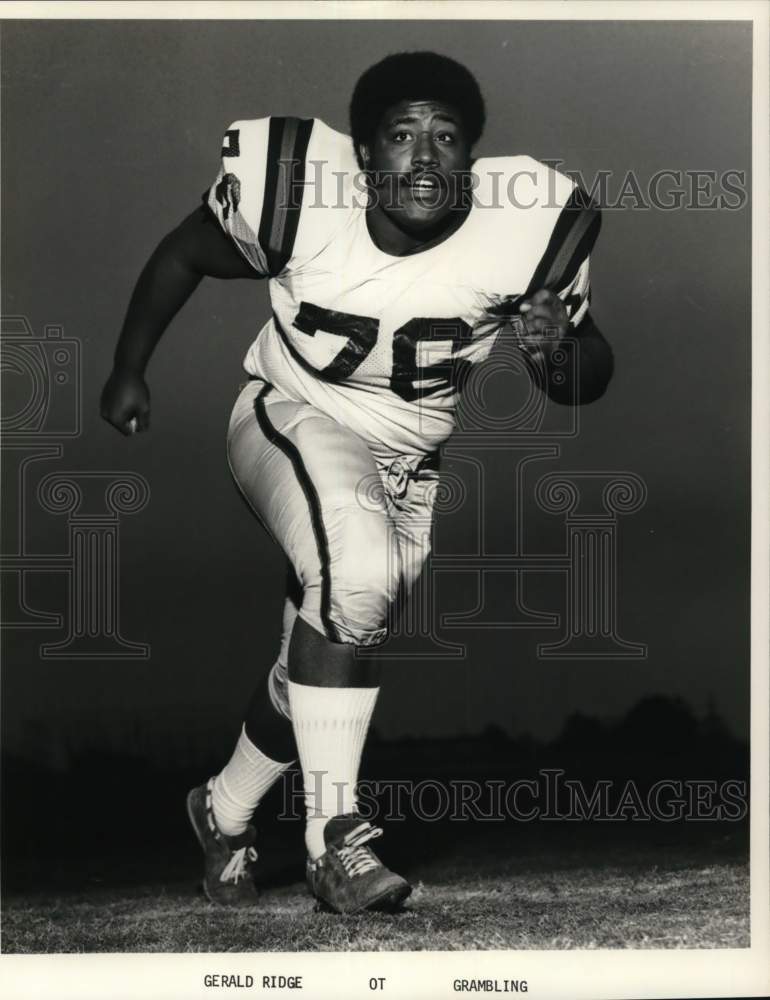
[227,381,302,550]
[227,381,399,645]
[280,402,402,640]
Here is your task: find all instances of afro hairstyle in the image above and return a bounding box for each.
[349,51,485,166]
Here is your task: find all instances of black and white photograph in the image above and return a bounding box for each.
[1,2,768,998]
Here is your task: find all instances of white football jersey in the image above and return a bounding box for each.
[206,117,599,459]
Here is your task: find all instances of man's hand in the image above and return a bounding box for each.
[100,368,150,435]
[484,283,612,405]
[517,289,569,362]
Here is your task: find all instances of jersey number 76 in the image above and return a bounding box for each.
[293,301,473,401]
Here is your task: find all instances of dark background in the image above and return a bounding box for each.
[1,19,751,781]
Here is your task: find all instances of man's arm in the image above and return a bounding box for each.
[518,289,614,406]
[547,313,614,405]
[538,311,614,406]
[101,205,262,434]
[514,181,612,405]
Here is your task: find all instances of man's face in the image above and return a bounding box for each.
[361,100,472,237]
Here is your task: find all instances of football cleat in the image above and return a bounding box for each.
[187,778,259,906]
[306,814,412,914]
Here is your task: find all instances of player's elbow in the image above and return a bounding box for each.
[548,356,614,407]
[547,316,614,407]
[575,338,614,405]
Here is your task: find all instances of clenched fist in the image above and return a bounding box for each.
[100,368,151,435]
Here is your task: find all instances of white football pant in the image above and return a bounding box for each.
[227,379,438,712]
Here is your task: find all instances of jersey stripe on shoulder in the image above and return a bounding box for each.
[526,188,601,295]
[258,116,315,276]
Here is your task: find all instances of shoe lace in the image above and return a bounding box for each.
[219,845,257,885]
[336,822,383,878]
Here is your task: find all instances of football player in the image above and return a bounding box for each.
[101,52,613,914]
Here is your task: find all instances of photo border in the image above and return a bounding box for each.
[1,2,767,998]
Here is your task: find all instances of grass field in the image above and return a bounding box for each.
[1,821,748,953]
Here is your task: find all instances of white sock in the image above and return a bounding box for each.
[211,725,293,836]
[288,681,379,861]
